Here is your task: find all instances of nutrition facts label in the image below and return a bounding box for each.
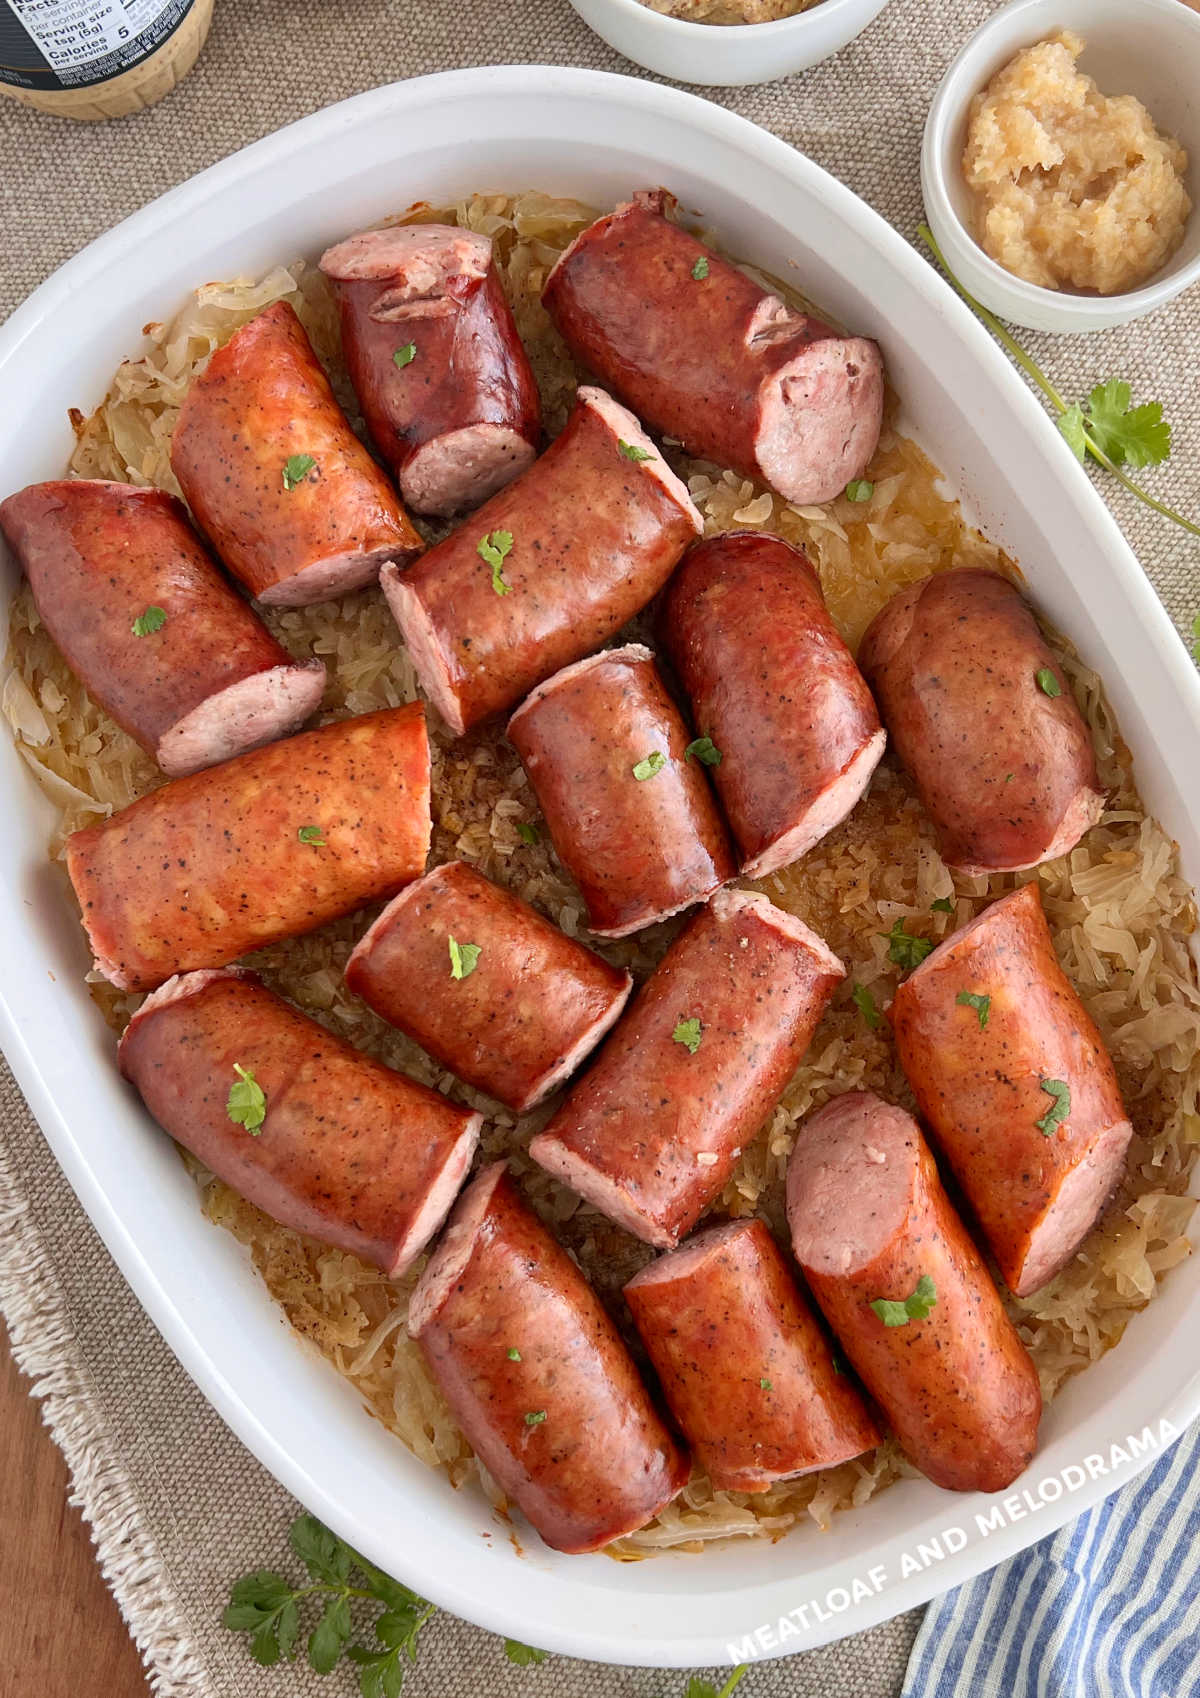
[0,0,194,89]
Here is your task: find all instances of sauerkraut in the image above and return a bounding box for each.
[6,191,1197,1556]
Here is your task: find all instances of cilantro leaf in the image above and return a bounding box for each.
[685,735,722,767]
[282,453,316,491]
[505,1639,549,1666]
[1036,667,1062,698]
[448,936,481,980]
[880,917,934,971]
[131,604,167,637]
[1085,379,1171,470]
[298,824,326,847]
[691,256,709,280]
[507,1346,521,1361]
[955,989,991,1029]
[1057,404,1088,462]
[673,1016,703,1054]
[871,1273,938,1327]
[618,439,655,463]
[524,1409,548,1427]
[309,1596,354,1674]
[845,479,874,502]
[516,820,540,846]
[226,1063,266,1134]
[290,1514,350,1586]
[393,343,416,369]
[1036,1077,1071,1136]
[759,1377,772,1390]
[477,529,514,595]
[633,751,667,781]
[683,1673,748,1698]
[851,983,881,1030]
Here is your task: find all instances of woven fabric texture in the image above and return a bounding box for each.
[0,1,1195,1694]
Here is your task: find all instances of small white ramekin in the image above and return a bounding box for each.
[921,0,1200,333]
[566,0,891,88]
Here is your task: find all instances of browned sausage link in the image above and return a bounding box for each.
[66,702,431,991]
[787,1092,1042,1493]
[660,531,885,877]
[892,882,1132,1297]
[408,1162,689,1553]
[383,386,701,737]
[344,859,633,1113]
[625,1218,879,1491]
[541,188,884,506]
[170,300,422,606]
[858,568,1104,874]
[0,480,325,777]
[119,969,479,1274]
[531,889,843,1245]
[320,225,541,518]
[507,645,733,938]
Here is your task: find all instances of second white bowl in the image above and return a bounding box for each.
[567,0,891,87]
[921,0,1200,333]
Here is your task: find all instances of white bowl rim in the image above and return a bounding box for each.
[2,62,1200,1669]
[565,0,878,42]
[922,0,1200,322]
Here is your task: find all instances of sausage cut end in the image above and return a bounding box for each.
[754,335,885,506]
[156,658,326,777]
[740,728,887,878]
[400,424,538,519]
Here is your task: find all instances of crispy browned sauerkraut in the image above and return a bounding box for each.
[6,192,1198,1557]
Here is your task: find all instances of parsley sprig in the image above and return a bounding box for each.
[224,1515,434,1694]
[661,1672,748,1698]
[918,225,1199,542]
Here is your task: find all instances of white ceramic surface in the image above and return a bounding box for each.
[922,0,1200,333]
[1,67,1199,1671]
[566,0,889,87]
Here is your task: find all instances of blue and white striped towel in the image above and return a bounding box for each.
[904,1418,1200,1698]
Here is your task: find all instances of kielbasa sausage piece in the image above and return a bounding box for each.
[384,385,701,737]
[892,881,1132,1297]
[344,859,633,1113]
[660,530,885,876]
[542,188,884,506]
[531,889,843,1246]
[320,224,541,517]
[625,1217,879,1491]
[0,479,325,776]
[858,569,1104,874]
[67,702,431,991]
[120,968,479,1273]
[408,1161,690,1553]
[507,644,734,939]
[787,1091,1042,1493]
[171,300,422,606]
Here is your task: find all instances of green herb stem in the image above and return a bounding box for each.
[916,224,1200,542]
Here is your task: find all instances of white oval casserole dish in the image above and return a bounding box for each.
[0,66,1198,1671]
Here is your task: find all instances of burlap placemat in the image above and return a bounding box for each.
[0,2,1196,1693]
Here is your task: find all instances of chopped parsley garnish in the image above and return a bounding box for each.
[845,479,874,503]
[282,453,316,491]
[297,824,325,847]
[1036,667,1062,698]
[1036,1078,1071,1136]
[131,605,167,637]
[507,1347,521,1361]
[618,439,654,463]
[684,736,722,767]
[673,1017,703,1054]
[852,983,881,1029]
[759,1377,773,1391]
[516,821,540,846]
[476,529,513,595]
[392,342,416,368]
[880,918,934,971]
[448,937,481,980]
[931,897,954,913]
[227,1063,266,1134]
[956,989,991,1029]
[691,256,710,280]
[524,1410,547,1427]
[871,1274,937,1327]
[632,751,667,781]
